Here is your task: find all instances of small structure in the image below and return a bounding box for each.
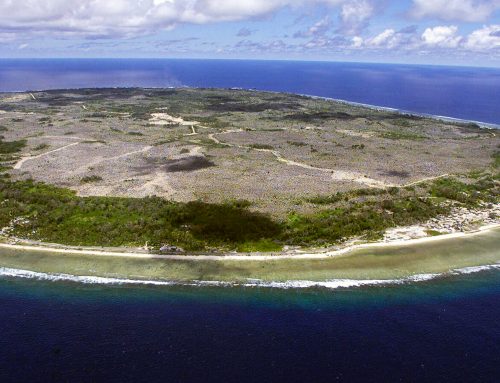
[159,244,184,254]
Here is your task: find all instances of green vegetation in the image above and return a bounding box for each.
[287,141,307,147]
[185,116,230,129]
[154,138,178,146]
[0,162,500,251]
[493,151,500,169]
[0,171,497,252]
[89,112,108,118]
[81,140,106,144]
[80,175,103,183]
[0,138,26,154]
[468,170,489,179]
[0,126,7,132]
[430,177,497,205]
[0,179,280,251]
[281,111,354,122]
[33,143,49,151]
[284,197,448,246]
[249,144,274,150]
[1,227,499,282]
[299,174,498,246]
[309,175,498,209]
[0,88,498,254]
[237,239,282,252]
[457,122,481,130]
[206,100,299,113]
[381,131,427,140]
[306,188,388,205]
[391,118,411,127]
[351,144,365,149]
[425,229,443,236]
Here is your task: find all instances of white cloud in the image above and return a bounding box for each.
[308,17,331,36]
[349,24,500,53]
[294,17,331,38]
[351,36,363,48]
[411,0,499,22]
[339,0,374,35]
[0,0,345,38]
[352,28,419,50]
[464,24,500,50]
[368,29,396,47]
[228,23,500,56]
[421,25,462,48]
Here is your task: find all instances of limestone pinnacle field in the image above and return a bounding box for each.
[0,87,499,252]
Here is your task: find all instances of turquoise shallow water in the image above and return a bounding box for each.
[1,226,499,284]
[0,269,499,382]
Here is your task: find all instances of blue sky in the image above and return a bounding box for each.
[0,0,499,66]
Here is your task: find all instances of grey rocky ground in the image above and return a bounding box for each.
[1,88,498,217]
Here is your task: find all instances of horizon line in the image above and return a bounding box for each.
[0,57,499,70]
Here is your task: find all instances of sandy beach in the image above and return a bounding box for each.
[1,223,498,262]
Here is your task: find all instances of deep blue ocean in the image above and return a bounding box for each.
[0,59,499,125]
[0,271,499,383]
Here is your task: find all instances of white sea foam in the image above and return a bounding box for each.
[0,264,498,289]
[240,273,440,289]
[451,264,500,275]
[0,267,176,286]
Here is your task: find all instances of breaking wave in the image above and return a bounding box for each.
[0,264,499,290]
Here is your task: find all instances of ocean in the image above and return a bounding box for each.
[0,59,499,381]
[0,270,499,382]
[0,59,499,125]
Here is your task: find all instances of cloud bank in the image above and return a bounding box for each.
[0,0,345,37]
[411,0,500,22]
[351,24,500,51]
[0,0,498,62]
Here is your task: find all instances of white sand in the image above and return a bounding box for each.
[149,112,199,126]
[1,223,498,262]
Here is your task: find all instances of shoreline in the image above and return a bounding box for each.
[2,86,499,129]
[1,223,499,262]
[249,88,500,129]
[303,94,500,130]
[1,86,498,278]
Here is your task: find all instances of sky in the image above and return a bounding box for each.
[0,0,499,66]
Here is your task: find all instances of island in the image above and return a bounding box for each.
[0,88,498,285]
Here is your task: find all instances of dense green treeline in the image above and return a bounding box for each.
[284,198,448,246]
[0,180,279,251]
[0,174,497,252]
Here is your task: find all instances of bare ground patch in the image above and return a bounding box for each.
[2,87,498,218]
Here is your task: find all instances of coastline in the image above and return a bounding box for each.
[247,88,500,129]
[0,85,499,284]
[2,86,499,129]
[1,222,499,262]
[0,223,498,286]
[297,92,500,130]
